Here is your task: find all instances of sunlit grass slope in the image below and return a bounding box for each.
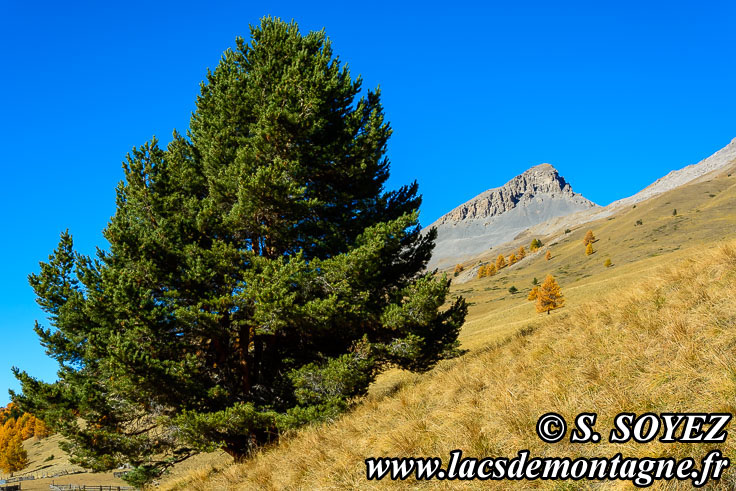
[160,239,736,488]
[450,170,736,350]
[0,434,129,490]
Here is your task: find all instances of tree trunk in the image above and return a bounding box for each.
[239,324,251,396]
[222,444,248,463]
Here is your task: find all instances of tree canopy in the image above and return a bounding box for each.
[11,17,466,486]
[536,275,565,315]
[0,404,48,474]
[496,254,506,269]
[583,230,596,246]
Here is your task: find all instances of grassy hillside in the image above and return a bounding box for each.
[156,169,736,489]
[0,434,129,490]
[448,170,736,350]
[160,237,736,490]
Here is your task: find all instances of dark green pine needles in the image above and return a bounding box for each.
[12,17,467,486]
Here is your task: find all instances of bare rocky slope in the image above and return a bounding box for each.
[426,163,597,268]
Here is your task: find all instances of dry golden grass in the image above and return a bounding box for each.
[445,170,736,353]
[159,238,736,490]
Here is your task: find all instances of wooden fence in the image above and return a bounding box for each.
[49,486,137,491]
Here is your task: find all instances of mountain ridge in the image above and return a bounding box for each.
[607,136,736,210]
[518,136,736,242]
[429,163,596,227]
[426,163,596,268]
[428,137,736,269]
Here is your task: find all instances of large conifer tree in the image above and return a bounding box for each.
[11,17,466,485]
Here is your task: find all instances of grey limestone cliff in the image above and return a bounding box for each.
[427,164,597,268]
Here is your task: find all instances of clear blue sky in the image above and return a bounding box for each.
[1,0,735,404]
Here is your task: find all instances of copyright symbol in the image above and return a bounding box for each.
[536,413,567,443]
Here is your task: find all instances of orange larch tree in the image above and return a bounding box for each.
[528,286,539,301]
[517,246,526,259]
[583,229,596,246]
[536,275,564,315]
[0,434,28,474]
[17,414,33,441]
[0,403,51,474]
[33,418,50,439]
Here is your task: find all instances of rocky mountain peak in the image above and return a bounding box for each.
[431,163,592,226]
[426,163,597,268]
